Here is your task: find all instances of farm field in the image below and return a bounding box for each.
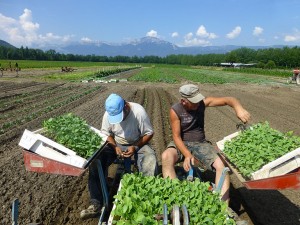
[0,67,300,225]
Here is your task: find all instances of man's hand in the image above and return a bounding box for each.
[183,156,194,172]
[236,107,251,123]
[115,146,124,157]
[123,146,136,158]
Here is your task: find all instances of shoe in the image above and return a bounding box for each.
[227,207,249,225]
[80,203,101,219]
[227,207,239,220]
[236,220,249,225]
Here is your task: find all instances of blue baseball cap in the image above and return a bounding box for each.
[105,93,125,124]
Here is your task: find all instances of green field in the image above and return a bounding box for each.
[0,60,292,84]
[0,59,143,69]
[128,67,288,84]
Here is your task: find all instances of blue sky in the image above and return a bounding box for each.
[1,0,300,48]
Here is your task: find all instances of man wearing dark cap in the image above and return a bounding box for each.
[80,93,157,219]
[161,84,250,202]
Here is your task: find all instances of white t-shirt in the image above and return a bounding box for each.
[101,102,154,145]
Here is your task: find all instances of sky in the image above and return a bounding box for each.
[1,0,300,48]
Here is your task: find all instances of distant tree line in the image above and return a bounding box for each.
[0,45,300,69]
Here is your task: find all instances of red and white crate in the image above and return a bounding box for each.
[19,127,107,176]
[216,131,300,189]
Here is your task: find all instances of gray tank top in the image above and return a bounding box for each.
[172,101,206,142]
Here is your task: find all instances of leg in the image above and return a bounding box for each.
[135,145,158,176]
[212,157,230,202]
[188,142,230,201]
[81,146,117,219]
[161,147,179,179]
[88,145,116,205]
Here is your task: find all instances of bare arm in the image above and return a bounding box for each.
[170,108,194,171]
[204,96,251,123]
[135,133,153,148]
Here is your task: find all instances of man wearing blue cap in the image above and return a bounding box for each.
[80,93,157,219]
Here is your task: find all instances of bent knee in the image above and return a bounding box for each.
[212,157,225,170]
[162,148,178,164]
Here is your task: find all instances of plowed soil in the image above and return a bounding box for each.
[1,68,300,225]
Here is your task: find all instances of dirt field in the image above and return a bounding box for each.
[1,68,300,225]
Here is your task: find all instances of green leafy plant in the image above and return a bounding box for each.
[43,113,102,158]
[223,121,300,179]
[111,173,235,225]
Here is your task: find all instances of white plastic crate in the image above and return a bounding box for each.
[19,127,107,168]
[217,132,300,180]
[107,183,122,224]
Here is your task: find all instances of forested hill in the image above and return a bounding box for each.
[0,40,16,48]
[1,38,300,69]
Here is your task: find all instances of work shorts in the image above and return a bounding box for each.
[167,141,219,171]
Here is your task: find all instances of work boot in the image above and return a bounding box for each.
[227,207,249,225]
[80,203,101,219]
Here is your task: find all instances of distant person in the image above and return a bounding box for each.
[9,61,12,71]
[80,93,158,219]
[293,67,299,80]
[15,62,19,77]
[0,63,3,77]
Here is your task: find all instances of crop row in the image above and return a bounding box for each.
[128,67,278,84]
[0,81,47,93]
[0,86,101,135]
[0,86,84,122]
[0,85,83,114]
[0,85,74,110]
[129,67,178,83]
[93,66,140,78]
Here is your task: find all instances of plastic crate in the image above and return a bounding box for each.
[107,183,122,224]
[217,131,300,180]
[19,127,107,169]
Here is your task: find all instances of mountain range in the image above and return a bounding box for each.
[0,37,288,57]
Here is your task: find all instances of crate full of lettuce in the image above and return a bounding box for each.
[217,122,300,180]
[19,113,106,168]
[108,173,235,225]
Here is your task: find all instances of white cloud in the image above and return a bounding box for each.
[183,32,211,46]
[146,30,158,38]
[226,26,241,39]
[285,35,298,42]
[181,25,217,46]
[0,13,19,41]
[81,37,93,43]
[19,8,39,32]
[196,25,217,39]
[171,32,179,38]
[253,26,263,36]
[284,29,300,42]
[0,9,73,47]
[185,32,193,40]
[184,38,210,46]
[0,13,17,28]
